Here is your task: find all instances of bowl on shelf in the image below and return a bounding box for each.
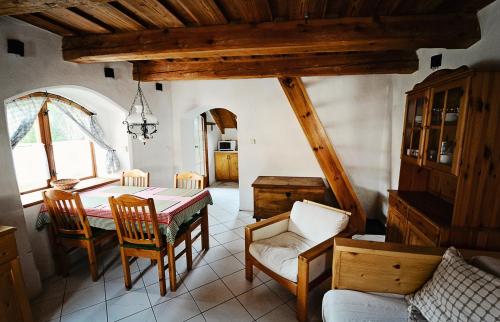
[414,115,423,124]
[50,178,80,190]
[439,154,452,165]
[445,112,459,123]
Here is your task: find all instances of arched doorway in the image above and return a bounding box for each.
[194,108,238,187]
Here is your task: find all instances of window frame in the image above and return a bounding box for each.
[16,92,97,194]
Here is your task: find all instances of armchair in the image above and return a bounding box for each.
[245,200,353,322]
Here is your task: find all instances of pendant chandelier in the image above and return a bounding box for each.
[123,75,159,144]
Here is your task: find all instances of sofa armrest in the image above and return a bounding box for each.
[245,212,290,242]
[332,238,444,295]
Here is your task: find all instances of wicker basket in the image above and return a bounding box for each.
[50,179,80,190]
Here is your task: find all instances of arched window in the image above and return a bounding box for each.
[7,92,118,194]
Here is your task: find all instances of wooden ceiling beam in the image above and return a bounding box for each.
[132,51,418,80]
[279,76,367,233]
[62,14,480,63]
[0,0,112,16]
[117,0,184,29]
[14,13,77,36]
[209,109,225,134]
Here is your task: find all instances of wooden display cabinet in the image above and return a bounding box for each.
[387,67,500,251]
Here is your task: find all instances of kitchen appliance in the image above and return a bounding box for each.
[218,140,237,151]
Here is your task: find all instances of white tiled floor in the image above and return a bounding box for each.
[31,182,327,322]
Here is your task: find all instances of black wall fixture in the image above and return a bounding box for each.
[155,83,163,91]
[104,67,115,78]
[7,39,24,57]
[431,54,442,70]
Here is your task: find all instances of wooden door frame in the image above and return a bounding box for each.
[201,113,210,187]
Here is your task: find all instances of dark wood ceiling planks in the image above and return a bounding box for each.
[4,0,495,79]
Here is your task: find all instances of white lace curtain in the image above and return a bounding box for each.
[5,95,120,173]
[5,96,47,148]
[51,99,120,173]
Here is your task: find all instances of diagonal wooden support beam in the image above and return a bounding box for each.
[279,77,366,233]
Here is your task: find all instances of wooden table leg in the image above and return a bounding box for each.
[201,206,209,251]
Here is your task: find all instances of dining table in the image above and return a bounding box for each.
[36,185,213,248]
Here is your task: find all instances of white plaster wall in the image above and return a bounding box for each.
[170,76,392,218]
[0,17,174,291]
[303,76,393,218]
[389,0,500,189]
[222,128,238,141]
[170,79,321,211]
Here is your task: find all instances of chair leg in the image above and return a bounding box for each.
[245,255,253,281]
[297,262,310,322]
[167,243,177,292]
[87,242,99,281]
[157,254,167,296]
[55,243,68,277]
[120,248,132,290]
[185,232,193,271]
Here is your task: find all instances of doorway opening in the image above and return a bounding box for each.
[193,108,238,188]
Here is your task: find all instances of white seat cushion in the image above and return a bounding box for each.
[249,231,328,282]
[288,201,349,243]
[322,290,409,322]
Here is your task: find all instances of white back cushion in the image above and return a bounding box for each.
[288,201,349,243]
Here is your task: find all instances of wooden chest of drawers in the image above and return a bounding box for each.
[252,176,327,220]
[0,226,32,322]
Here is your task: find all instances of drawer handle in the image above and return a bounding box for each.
[285,192,292,198]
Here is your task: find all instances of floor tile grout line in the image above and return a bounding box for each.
[219,271,260,321]
[103,271,109,322]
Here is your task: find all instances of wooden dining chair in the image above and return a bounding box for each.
[43,190,116,281]
[108,194,192,295]
[121,169,150,187]
[174,171,206,263]
[174,171,205,189]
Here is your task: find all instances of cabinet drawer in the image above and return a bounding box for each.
[254,188,325,217]
[0,233,17,265]
[406,223,436,247]
[408,208,440,243]
[389,195,408,218]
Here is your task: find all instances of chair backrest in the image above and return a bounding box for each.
[288,201,350,244]
[42,189,92,239]
[121,169,150,187]
[108,194,162,248]
[174,171,205,189]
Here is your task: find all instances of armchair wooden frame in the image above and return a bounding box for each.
[43,190,116,281]
[121,169,150,187]
[332,238,500,295]
[245,210,353,322]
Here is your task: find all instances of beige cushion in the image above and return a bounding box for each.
[288,201,349,243]
[322,290,409,322]
[249,231,328,282]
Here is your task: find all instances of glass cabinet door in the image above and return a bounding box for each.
[424,80,467,174]
[402,92,427,164]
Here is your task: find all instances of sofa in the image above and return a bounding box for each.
[322,238,500,322]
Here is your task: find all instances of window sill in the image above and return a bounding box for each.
[21,177,120,208]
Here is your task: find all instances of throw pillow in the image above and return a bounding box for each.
[406,247,500,322]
